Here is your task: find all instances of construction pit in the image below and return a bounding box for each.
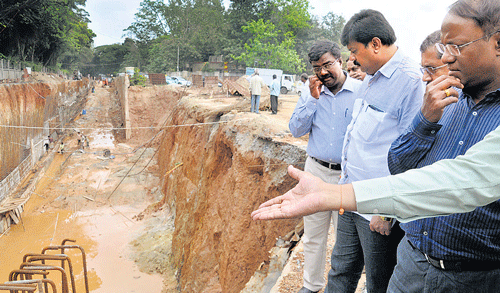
[0,75,363,293]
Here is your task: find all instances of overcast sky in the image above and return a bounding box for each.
[85,0,457,62]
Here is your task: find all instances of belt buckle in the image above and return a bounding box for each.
[439,259,446,270]
[425,253,446,270]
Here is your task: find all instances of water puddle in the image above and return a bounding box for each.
[0,206,163,292]
[0,149,165,292]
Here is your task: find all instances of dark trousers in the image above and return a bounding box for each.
[325,213,403,293]
[270,95,278,114]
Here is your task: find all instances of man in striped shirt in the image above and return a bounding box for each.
[387,0,500,292]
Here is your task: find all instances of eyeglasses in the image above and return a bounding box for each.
[420,64,447,76]
[436,30,500,57]
[312,59,340,73]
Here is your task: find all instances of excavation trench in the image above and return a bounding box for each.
[0,77,310,292]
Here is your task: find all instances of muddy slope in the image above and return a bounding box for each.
[157,96,305,293]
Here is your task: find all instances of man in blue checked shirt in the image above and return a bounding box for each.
[289,40,362,293]
[330,9,425,293]
[387,0,500,292]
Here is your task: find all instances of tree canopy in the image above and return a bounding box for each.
[122,0,344,74]
[0,0,95,67]
[1,0,347,76]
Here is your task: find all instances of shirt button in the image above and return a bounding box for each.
[459,141,464,145]
[472,111,478,116]
[330,143,333,146]
[423,231,428,236]
[333,113,336,115]
[430,130,435,134]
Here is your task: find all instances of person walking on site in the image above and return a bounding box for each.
[387,1,500,291]
[249,69,266,113]
[289,41,362,293]
[58,141,65,154]
[270,74,280,114]
[298,73,310,98]
[327,9,425,293]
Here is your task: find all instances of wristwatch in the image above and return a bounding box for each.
[380,216,393,222]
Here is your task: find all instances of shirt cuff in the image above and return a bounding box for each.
[410,111,442,138]
[353,178,395,216]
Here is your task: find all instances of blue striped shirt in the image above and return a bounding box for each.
[388,89,500,260]
[289,73,361,164]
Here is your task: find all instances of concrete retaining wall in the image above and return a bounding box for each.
[115,75,131,139]
[0,78,90,201]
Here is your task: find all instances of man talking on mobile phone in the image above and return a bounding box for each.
[289,40,362,293]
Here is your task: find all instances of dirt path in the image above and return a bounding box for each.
[0,84,175,292]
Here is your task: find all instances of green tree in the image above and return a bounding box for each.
[224,0,262,57]
[321,12,346,45]
[292,12,346,73]
[126,0,228,70]
[146,36,200,73]
[261,0,311,39]
[0,0,95,66]
[122,38,148,69]
[88,44,128,77]
[233,19,304,74]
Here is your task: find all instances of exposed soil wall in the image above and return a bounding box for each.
[0,76,90,191]
[157,96,305,293]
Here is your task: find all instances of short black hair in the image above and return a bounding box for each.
[300,73,308,81]
[341,9,397,47]
[308,41,341,64]
[420,30,443,59]
[449,0,500,35]
[272,74,277,79]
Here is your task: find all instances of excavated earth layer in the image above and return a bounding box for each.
[1,77,366,292]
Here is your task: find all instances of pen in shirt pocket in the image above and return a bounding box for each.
[368,104,384,112]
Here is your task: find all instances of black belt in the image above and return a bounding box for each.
[407,239,500,271]
[311,157,341,170]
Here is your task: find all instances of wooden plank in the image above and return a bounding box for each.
[0,198,29,214]
[9,210,19,224]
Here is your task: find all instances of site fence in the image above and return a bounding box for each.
[0,59,23,81]
[0,137,45,203]
[0,58,65,81]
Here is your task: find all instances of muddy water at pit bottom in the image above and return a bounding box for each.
[0,205,164,292]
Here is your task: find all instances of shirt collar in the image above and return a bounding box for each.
[375,48,404,79]
[321,72,354,95]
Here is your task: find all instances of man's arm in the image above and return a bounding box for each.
[253,124,500,222]
[388,112,441,174]
[357,122,500,221]
[388,76,462,175]
[288,92,318,137]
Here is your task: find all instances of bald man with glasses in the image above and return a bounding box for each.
[387,0,500,291]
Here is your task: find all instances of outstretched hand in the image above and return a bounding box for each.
[251,165,332,220]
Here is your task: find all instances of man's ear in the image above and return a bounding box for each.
[371,37,382,54]
[494,33,500,56]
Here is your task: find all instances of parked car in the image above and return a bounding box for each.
[165,76,178,85]
[171,76,192,87]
